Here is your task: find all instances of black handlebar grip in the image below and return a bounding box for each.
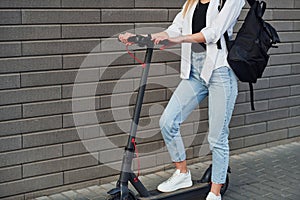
[127,36,137,43]
[159,39,169,46]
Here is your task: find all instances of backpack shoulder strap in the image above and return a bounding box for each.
[249,83,255,111]
[247,0,256,6]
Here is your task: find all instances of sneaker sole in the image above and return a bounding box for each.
[157,181,193,193]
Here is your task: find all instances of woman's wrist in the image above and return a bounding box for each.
[180,35,189,43]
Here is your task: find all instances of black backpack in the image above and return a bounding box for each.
[218,0,280,110]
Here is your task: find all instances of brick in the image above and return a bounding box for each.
[22,9,100,24]
[291,64,300,74]
[0,55,62,73]
[268,116,300,131]
[269,74,300,87]
[269,53,299,65]
[135,49,180,63]
[277,32,300,43]
[244,129,288,147]
[169,9,181,21]
[62,82,96,99]
[22,39,100,56]
[0,173,63,198]
[62,0,134,8]
[135,22,170,30]
[273,10,300,20]
[23,97,99,118]
[0,0,60,8]
[0,135,21,152]
[263,65,291,77]
[100,63,165,81]
[269,95,300,109]
[100,38,128,52]
[229,122,267,139]
[289,126,300,138]
[134,74,180,90]
[0,73,20,89]
[101,88,166,109]
[99,148,123,163]
[134,128,163,144]
[290,106,300,117]
[0,10,21,25]
[294,21,300,31]
[0,144,62,167]
[0,42,21,58]
[63,52,133,69]
[81,125,101,140]
[135,0,186,8]
[264,0,294,8]
[135,140,164,155]
[0,86,61,106]
[291,85,300,95]
[229,115,245,127]
[245,108,289,124]
[23,128,81,148]
[246,87,290,102]
[236,91,246,103]
[269,43,293,55]
[62,24,134,39]
[23,153,98,178]
[238,9,273,21]
[63,78,134,99]
[229,137,244,150]
[63,164,118,184]
[0,25,61,41]
[102,9,168,22]
[0,115,62,137]
[63,134,128,156]
[96,79,134,95]
[0,165,21,183]
[238,78,269,91]
[293,42,300,53]
[133,154,157,170]
[21,68,99,87]
[233,100,268,115]
[0,104,21,121]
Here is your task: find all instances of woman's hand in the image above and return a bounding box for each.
[119,32,136,46]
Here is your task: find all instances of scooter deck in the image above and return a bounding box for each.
[137,181,209,200]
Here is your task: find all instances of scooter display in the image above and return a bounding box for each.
[106,35,230,200]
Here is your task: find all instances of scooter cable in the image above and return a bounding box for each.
[126,45,147,68]
[131,138,141,182]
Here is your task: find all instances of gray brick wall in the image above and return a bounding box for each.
[0,0,299,199]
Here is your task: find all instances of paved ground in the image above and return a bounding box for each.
[35,142,300,200]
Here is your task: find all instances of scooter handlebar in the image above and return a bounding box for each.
[120,34,169,47]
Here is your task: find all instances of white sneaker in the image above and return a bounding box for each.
[157,169,193,193]
[206,192,222,200]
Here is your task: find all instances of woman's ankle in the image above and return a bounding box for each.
[174,160,187,173]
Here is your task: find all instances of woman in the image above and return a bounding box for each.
[119,0,245,199]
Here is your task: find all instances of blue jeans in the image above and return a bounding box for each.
[159,51,238,184]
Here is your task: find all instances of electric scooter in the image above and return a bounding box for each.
[106,35,231,200]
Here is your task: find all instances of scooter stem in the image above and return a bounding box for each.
[119,47,154,200]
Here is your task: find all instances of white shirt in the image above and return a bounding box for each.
[165,0,245,84]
